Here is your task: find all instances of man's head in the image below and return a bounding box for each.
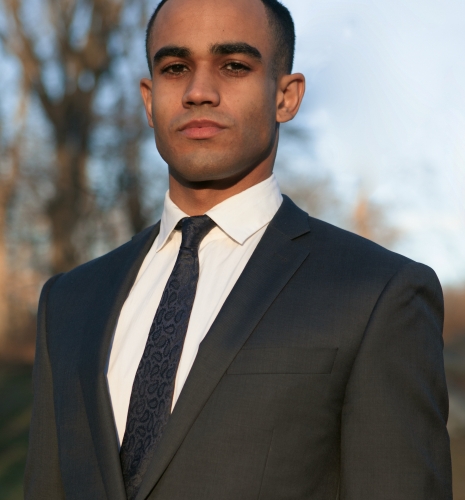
[140,0,305,198]
[146,0,296,77]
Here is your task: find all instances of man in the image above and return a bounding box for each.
[25,0,452,498]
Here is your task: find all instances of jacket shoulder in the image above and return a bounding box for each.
[310,215,408,263]
[303,213,440,291]
[281,195,410,272]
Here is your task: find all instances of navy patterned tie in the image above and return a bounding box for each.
[120,215,216,500]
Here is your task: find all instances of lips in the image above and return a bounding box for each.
[179,119,227,139]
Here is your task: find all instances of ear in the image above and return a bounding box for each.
[276,73,306,124]
[140,78,155,128]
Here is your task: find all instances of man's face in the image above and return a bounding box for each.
[142,0,283,184]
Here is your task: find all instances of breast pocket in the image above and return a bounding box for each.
[226,347,338,375]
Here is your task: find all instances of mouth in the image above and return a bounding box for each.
[178,119,227,140]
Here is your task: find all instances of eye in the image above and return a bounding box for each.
[223,62,251,75]
[161,63,188,75]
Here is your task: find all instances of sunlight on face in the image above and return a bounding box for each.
[143,0,280,185]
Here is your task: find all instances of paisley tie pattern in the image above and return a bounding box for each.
[120,215,216,500]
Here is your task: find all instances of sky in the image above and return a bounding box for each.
[277,0,465,285]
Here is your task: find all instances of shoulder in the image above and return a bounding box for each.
[308,214,408,266]
[282,196,440,297]
[309,214,438,281]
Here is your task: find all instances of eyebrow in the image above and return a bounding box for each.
[153,42,262,65]
[210,42,262,61]
[153,45,192,65]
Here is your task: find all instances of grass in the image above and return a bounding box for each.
[0,364,32,500]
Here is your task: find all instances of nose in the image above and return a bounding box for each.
[182,66,220,108]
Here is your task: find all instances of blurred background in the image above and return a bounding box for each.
[0,0,464,498]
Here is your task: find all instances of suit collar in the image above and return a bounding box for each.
[136,196,311,500]
[272,194,312,240]
[78,222,160,500]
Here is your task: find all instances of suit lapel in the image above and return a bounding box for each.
[78,222,160,500]
[136,196,312,500]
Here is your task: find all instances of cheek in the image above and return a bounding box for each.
[236,90,276,142]
[152,98,169,133]
[151,85,179,133]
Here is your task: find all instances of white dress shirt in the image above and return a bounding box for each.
[106,174,282,446]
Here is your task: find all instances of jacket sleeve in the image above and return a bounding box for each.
[340,261,452,499]
[24,274,65,500]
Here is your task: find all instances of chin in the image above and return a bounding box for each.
[166,150,254,184]
[171,163,245,185]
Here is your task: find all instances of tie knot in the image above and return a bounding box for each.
[179,215,216,250]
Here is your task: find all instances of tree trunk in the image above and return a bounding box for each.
[41,85,94,274]
[0,153,19,346]
[0,209,10,347]
[122,138,148,235]
[47,139,90,274]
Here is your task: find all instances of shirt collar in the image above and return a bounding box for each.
[155,174,282,252]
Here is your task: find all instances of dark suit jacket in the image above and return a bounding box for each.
[24,196,452,500]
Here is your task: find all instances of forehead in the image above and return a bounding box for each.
[150,0,273,58]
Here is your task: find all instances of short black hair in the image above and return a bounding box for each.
[145,0,295,77]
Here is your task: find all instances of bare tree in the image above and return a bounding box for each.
[1,0,151,274]
[0,76,28,346]
[0,132,20,344]
[0,0,166,357]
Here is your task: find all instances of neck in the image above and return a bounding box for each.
[168,168,273,216]
[168,143,278,215]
